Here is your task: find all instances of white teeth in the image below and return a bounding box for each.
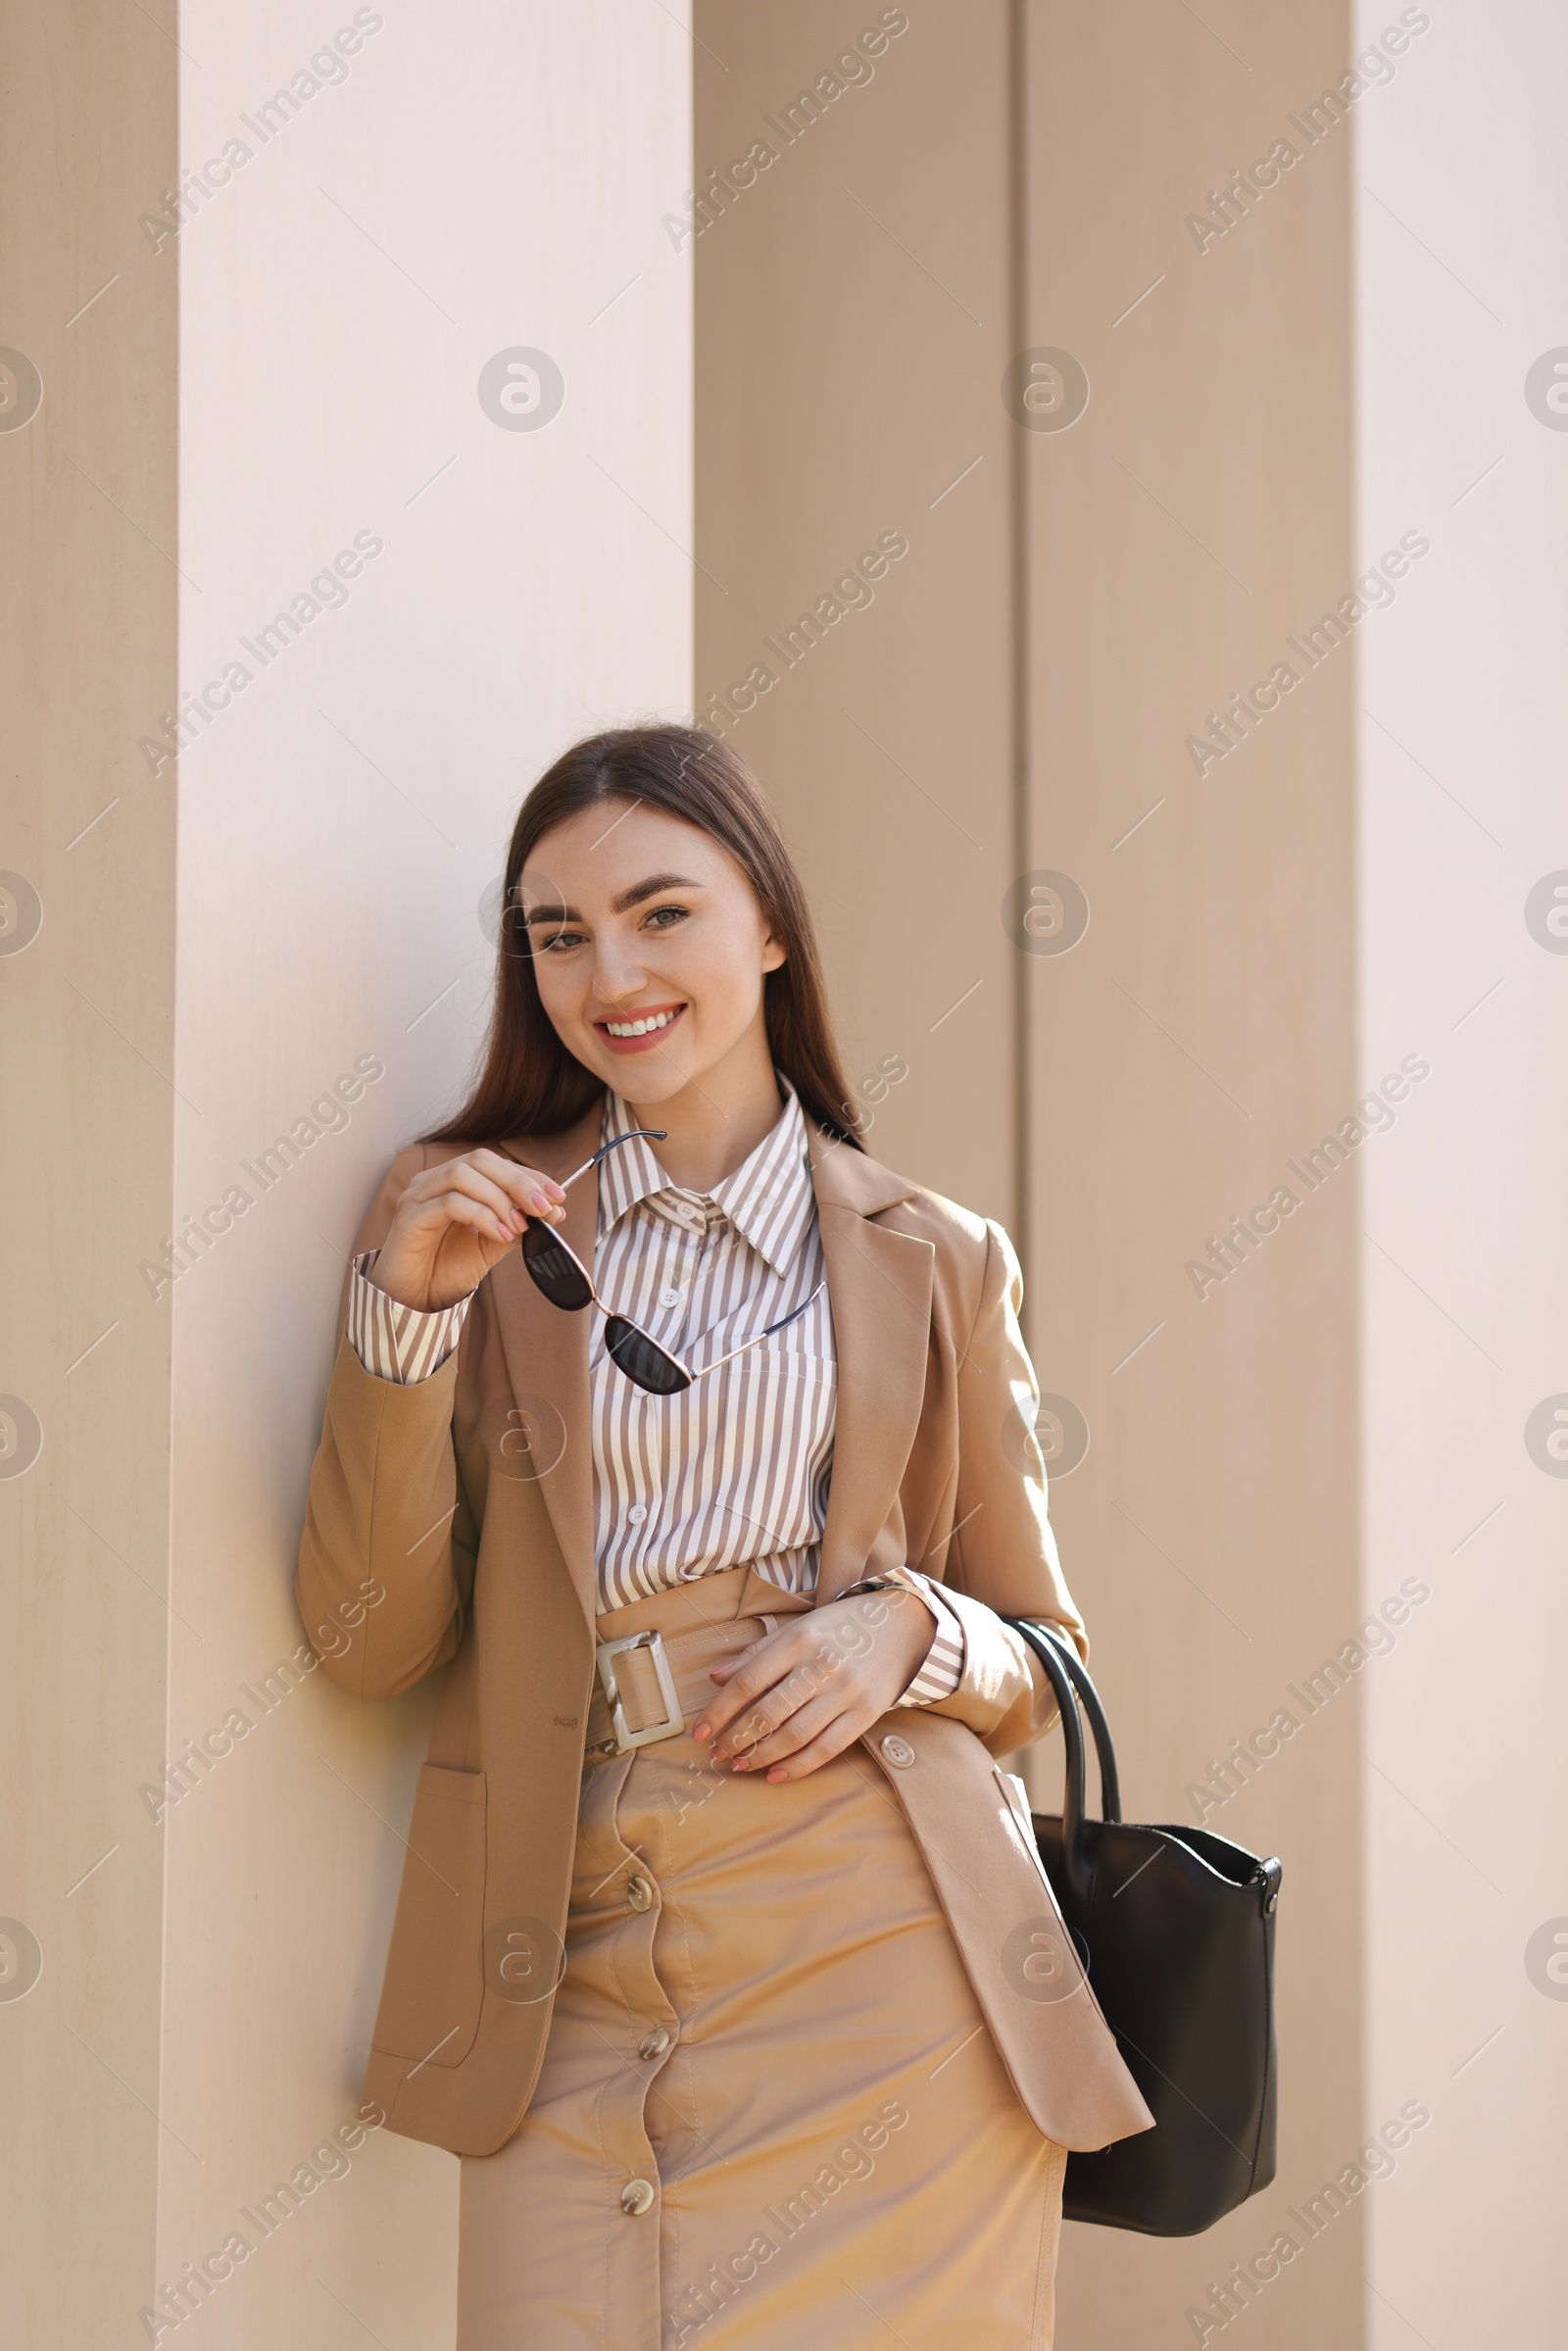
[606,1010,675,1038]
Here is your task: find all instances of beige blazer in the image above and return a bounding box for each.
[296,1105,1152,2157]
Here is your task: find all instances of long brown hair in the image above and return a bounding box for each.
[424,725,865,1150]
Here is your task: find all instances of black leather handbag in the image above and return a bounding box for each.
[1004,1618,1282,2235]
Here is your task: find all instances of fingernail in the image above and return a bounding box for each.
[692,1722,710,1741]
[766,1769,787,1784]
[530,1192,552,1212]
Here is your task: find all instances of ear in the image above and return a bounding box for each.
[760,928,787,974]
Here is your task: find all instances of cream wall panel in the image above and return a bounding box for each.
[157,6,693,2343]
[1355,3,1568,2343]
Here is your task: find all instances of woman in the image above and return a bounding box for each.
[297,724,1150,2350]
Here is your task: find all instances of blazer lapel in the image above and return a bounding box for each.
[489,1105,602,1632]
[809,1129,934,1599]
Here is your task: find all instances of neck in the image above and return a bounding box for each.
[618,1023,783,1192]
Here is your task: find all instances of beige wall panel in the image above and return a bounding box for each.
[1023,5,1360,2344]
[694,1,1018,1221]
[0,1,178,2340]
[699,1,1367,2345]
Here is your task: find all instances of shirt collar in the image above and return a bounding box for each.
[597,1078,816,1276]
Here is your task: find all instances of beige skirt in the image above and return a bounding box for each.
[457,1570,1067,2350]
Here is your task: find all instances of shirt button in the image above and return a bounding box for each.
[626,1504,648,1525]
[639,2026,672,2060]
[659,1287,682,1307]
[620,2178,657,2216]
[626,1875,655,1912]
[881,1733,916,1770]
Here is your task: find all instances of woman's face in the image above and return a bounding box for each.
[520,799,785,1103]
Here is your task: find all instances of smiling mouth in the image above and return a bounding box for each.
[595,1004,686,1052]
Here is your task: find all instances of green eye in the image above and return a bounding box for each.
[646,905,688,929]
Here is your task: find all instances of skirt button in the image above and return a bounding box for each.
[880,1733,916,1769]
[620,2178,657,2216]
[626,1875,655,1912]
[639,2026,672,2060]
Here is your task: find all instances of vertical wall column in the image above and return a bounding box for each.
[1018,7,1361,2346]
[0,3,177,2341]
[692,1,1020,1222]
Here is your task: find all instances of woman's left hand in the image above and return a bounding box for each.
[692,1588,936,1782]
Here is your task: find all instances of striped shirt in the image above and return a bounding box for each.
[347,1081,963,1704]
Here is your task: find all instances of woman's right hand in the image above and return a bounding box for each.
[368,1150,566,1312]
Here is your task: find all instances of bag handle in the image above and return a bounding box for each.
[1028,1621,1122,1824]
[1004,1618,1091,1906]
[1004,1618,1128,1897]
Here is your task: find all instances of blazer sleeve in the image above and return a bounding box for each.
[295,1144,478,1700]
[922,1218,1087,1758]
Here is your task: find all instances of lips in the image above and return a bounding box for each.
[595,1004,686,1054]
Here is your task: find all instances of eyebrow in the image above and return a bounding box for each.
[523,872,704,923]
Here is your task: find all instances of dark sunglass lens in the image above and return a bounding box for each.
[521,1221,592,1309]
[605,1317,690,1395]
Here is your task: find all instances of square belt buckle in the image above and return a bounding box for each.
[595,1629,686,1753]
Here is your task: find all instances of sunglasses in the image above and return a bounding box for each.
[514,1128,825,1395]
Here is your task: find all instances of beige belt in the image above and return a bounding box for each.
[585,1616,781,1756]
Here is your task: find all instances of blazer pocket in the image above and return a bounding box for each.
[370,1763,487,2068]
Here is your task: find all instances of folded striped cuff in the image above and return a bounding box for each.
[897,1570,965,1706]
[837,1566,965,1707]
[347,1251,474,1385]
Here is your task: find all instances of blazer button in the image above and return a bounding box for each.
[620,2178,657,2216]
[880,1733,916,1769]
[626,1875,655,1911]
[639,2026,672,2060]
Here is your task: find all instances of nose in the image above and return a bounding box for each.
[590,934,652,1005]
